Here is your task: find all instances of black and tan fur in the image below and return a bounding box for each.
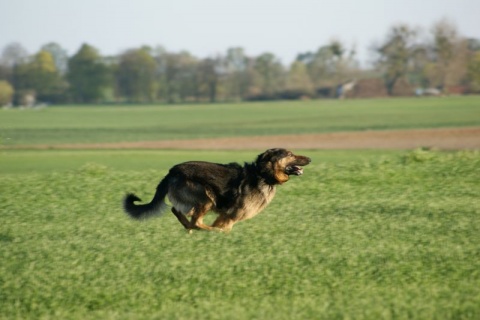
[123,148,311,232]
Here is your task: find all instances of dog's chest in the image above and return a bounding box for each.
[237,184,276,221]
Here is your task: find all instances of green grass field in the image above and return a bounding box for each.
[1,97,480,319]
[1,96,479,146]
[1,149,479,319]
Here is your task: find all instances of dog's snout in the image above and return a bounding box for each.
[297,155,311,164]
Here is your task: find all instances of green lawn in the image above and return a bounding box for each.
[1,98,479,318]
[1,149,479,319]
[1,96,479,146]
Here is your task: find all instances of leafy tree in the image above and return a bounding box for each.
[223,47,250,101]
[115,47,157,102]
[253,53,285,98]
[198,57,221,103]
[13,50,65,102]
[67,44,111,103]
[285,61,314,97]
[176,52,200,102]
[0,65,9,81]
[374,24,418,95]
[159,51,199,103]
[151,46,169,102]
[42,42,69,75]
[160,53,180,103]
[0,80,14,105]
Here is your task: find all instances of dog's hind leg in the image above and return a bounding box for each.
[171,208,191,230]
[172,205,217,232]
[190,203,221,231]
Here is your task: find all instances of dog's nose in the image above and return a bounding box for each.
[305,157,312,163]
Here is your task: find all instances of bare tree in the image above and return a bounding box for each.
[428,19,469,91]
[374,24,418,95]
[0,43,28,67]
[298,39,358,95]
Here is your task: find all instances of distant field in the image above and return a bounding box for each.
[1,149,479,319]
[1,96,479,146]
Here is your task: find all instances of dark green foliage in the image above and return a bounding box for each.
[13,50,66,102]
[115,48,157,102]
[67,44,111,103]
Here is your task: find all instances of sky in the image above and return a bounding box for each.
[1,0,480,66]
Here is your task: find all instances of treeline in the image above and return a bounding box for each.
[1,19,480,106]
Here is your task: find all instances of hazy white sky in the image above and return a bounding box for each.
[1,0,480,66]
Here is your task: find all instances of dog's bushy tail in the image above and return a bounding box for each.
[123,175,170,220]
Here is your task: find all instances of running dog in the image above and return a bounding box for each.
[123,148,311,232]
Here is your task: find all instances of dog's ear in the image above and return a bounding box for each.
[255,151,273,173]
[256,149,272,164]
[256,148,286,165]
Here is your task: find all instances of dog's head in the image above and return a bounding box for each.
[256,148,311,184]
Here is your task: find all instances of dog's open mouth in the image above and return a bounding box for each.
[285,165,304,176]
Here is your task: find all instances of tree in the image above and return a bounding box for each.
[285,61,314,97]
[67,44,111,103]
[42,42,69,75]
[115,47,157,102]
[158,51,199,103]
[176,52,200,102]
[374,24,418,95]
[0,43,29,88]
[198,56,221,103]
[13,50,65,102]
[408,43,430,88]
[0,43,28,68]
[0,80,14,106]
[298,39,358,92]
[432,19,470,92]
[151,46,169,102]
[327,40,359,88]
[468,51,480,92]
[253,53,285,98]
[223,47,250,101]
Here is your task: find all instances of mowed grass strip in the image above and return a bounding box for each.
[1,150,479,319]
[1,96,479,146]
